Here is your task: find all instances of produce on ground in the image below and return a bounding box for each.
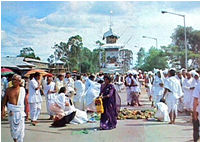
[117,108,156,120]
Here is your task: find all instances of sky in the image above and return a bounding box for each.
[1,1,200,65]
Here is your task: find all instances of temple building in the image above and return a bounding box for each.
[100,27,133,73]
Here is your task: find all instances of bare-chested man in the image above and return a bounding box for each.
[2,74,26,142]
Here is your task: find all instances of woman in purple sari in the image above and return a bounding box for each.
[99,75,120,130]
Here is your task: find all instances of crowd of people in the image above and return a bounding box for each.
[1,68,200,142]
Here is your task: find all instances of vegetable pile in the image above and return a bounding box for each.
[117,108,155,120]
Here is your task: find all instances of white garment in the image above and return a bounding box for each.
[193,82,200,118]
[125,76,132,104]
[1,77,8,99]
[54,93,66,110]
[164,76,183,115]
[64,77,74,89]
[7,87,26,142]
[190,78,200,110]
[176,75,184,86]
[155,102,170,122]
[182,78,193,110]
[82,76,88,83]
[84,81,100,110]
[153,76,164,104]
[28,78,43,103]
[146,77,153,97]
[44,82,56,115]
[85,79,92,92]
[74,80,85,102]
[64,97,88,124]
[74,80,85,110]
[114,77,123,92]
[30,102,41,121]
[55,79,66,93]
[131,77,141,93]
[52,93,88,124]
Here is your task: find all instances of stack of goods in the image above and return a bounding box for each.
[117,108,155,120]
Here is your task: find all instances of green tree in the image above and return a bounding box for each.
[47,54,54,64]
[171,25,200,68]
[140,47,168,71]
[136,47,145,68]
[18,47,40,60]
[80,61,91,73]
[51,36,104,73]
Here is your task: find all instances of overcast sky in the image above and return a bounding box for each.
[2,1,200,64]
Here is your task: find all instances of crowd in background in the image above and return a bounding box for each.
[1,68,200,142]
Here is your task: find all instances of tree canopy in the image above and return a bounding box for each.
[49,35,102,73]
[18,47,40,60]
[136,25,200,71]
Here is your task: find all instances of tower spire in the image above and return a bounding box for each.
[109,10,113,30]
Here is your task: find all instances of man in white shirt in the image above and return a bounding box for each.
[28,72,43,126]
[64,72,74,89]
[55,74,66,93]
[163,69,183,124]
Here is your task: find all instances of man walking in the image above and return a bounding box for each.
[163,69,183,124]
[2,74,26,142]
[29,72,43,126]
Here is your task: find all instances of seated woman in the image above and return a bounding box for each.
[155,99,170,122]
[49,87,76,127]
[50,87,88,127]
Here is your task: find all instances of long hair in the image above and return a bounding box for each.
[59,87,66,94]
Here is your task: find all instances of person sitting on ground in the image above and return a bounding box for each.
[49,87,76,127]
[155,98,170,122]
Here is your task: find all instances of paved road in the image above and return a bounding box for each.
[1,86,193,142]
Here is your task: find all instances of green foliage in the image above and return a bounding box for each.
[18,47,40,60]
[171,25,200,68]
[51,35,102,73]
[47,54,54,64]
[136,47,145,68]
[139,47,168,71]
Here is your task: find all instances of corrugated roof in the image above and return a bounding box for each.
[24,58,48,64]
[1,58,18,68]
[1,57,35,68]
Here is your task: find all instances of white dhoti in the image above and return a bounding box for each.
[45,94,55,116]
[126,87,131,104]
[7,103,25,142]
[7,87,26,142]
[166,93,178,116]
[30,102,42,121]
[183,92,192,110]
